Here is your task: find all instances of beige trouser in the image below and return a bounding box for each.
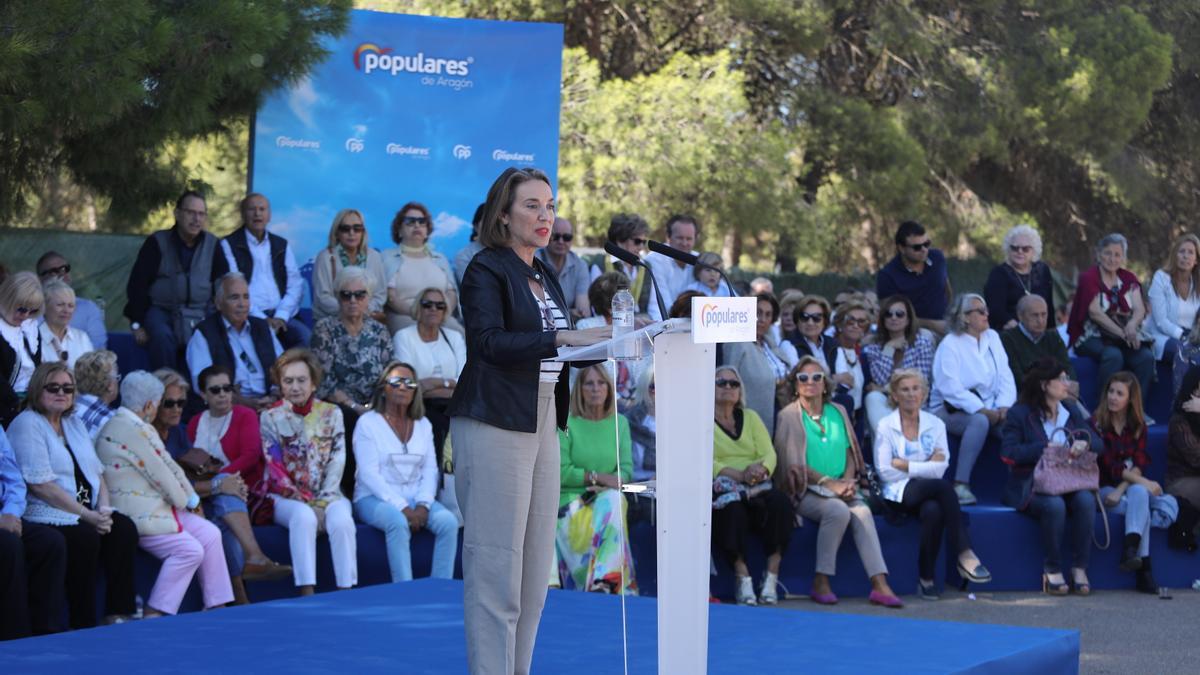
[452,381,560,675]
[797,494,888,578]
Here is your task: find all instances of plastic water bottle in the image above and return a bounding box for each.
[611,284,640,360]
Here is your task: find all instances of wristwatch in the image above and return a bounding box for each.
[131,322,141,331]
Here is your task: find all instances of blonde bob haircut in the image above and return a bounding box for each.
[715,365,748,409]
[477,167,553,249]
[886,368,929,407]
[369,361,425,419]
[327,208,370,250]
[570,364,616,418]
[0,271,45,318]
[789,356,833,404]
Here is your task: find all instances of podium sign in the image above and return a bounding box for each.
[691,297,756,344]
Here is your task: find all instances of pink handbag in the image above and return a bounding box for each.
[1032,429,1100,496]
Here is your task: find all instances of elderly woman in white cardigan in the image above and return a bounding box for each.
[393,286,467,459]
[96,371,233,616]
[874,369,991,600]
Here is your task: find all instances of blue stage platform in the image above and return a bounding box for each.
[2,579,1079,674]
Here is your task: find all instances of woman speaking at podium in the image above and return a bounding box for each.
[448,167,609,675]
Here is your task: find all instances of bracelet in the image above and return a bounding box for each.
[816,476,829,486]
[588,471,597,486]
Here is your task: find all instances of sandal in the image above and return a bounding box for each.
[1070,568,1091,596]
[1042,573,1068,596]
[243,560,293,582]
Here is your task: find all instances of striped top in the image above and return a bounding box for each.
[536,289,569,382]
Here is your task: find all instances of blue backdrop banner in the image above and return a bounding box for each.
[251,10,564,301]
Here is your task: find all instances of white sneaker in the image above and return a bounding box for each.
[735,575,758,606]
[954,483,978,505]
[759,572,780,605]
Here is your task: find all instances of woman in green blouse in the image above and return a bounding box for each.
[774,356,902,608]
[555,364,636,594]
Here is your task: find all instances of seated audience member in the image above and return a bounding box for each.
[393,286,466,459]
[862,295,935,433]
[312,267,393,416]
[10,362,138,628]
[592,214,652,317]
[0,425,66,640]
[750,277,774,296]
[625,368,657,482]
[96,371,234,616]
[712,365,791,605]
[36,251,107,349]
[1000,294,1076,386]
[1000,358,1101,596]
[186,272,283,411]
[668,290,704,319]
[722,293,793,437]
[790,294,837,366]
[1,272,45,426]
[1175,313,1200,399]
[874,369,991,598]
[685,252,733,297]
[829,300,872,418]
[186,365,290,604]
[1147,234,1200,363]
[1167,366,1200,531]
[383,202,459,335]
[38,280,92,370]
[124,190,220,372]
[72,350,120,441]
[1093,372,1177,593]
[452,204,487,286]
[260,349,357,595]
[775,358,902,608]
[556,365,636,594]
[931,294,1017,505]
[1068,233,1154,403]
[876,220,950,336]
[150,369,192,457]
[353,362,458,582]
[645,214,701,321]
[214,193,308,348]
[778,289,806,347]
[984,224,1055,331]
[311,209,388,323]
[576,272,645,410]
[536,217,592,320]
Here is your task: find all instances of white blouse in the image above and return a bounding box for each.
[352,411,438,510]
[8,410,102,525]
[39,322,94,370]
[392,325,467,381]
[1,319,40,393]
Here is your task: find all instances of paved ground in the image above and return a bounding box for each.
[773,584,1200,674]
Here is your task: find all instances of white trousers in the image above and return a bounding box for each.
[271,495,358,588]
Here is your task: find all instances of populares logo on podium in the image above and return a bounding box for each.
[352,42,475,90]
[691,296,756,344]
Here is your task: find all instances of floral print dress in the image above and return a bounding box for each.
[259,399,346,504]
[311,316,393,405]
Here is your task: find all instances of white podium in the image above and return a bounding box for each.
[557,312,747,674]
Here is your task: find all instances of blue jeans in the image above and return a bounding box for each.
[1075,337,1154,406]
[143,305,185,373]
[354,496,458,582]
[1099,485,1179,557]
[1024,490,1096,573]
[203,493,248,576]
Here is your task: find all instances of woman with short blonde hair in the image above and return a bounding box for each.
[311,208,389,322]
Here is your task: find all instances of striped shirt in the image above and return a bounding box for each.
[536,290,569,382]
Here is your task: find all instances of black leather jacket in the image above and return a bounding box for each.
[449,246,587,432]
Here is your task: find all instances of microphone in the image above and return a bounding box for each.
[647,240,739,297]
[603,241,671,320]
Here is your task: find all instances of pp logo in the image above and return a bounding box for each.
[453,144,472,160]
[345,138,365,153]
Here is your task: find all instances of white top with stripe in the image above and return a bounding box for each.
[536,290,568,382]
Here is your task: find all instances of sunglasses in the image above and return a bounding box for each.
[420,300,447,310]
[842,316,869,326]
[337,223,365,233]
[16,306,41,316]
[386,376,418,389]
[715,379,741,389]
[1009,244,1033,253]
[38,263,71,278]
[206,384,235,395]
[551,233,574,242]
[401,216,429,226]
[798,312,825,324]
[44,383,75,395]
[161,398,187,410]
[885,309,908,319]
[631,238,647,246]
[907,240,932,251]
[339,290,369,301]
[795,372,824,383]
[965,307,989,316]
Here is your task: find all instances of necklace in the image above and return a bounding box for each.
[384,412,413,451]
[1011,264,1033,296]
[839,346,858,367]
[803,403,826,437]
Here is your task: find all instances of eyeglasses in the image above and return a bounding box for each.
[632,238,647,246]
[238,350,258,374]
[1054,374,1072,383]
[550,233,574,242]
[798,312,825,324]
[885,309,908,319]
[420,300,447,310]
[206,384,235,395]
[715,379,741,389]
[339,290,369,301]
[337,223,365,233]
[907,240,932,251]
[386,376,418,390]
[401,216,429,226]
[15,306,40,317]
[965,307,989,316]
[38,264,71,278]
[1009,244,1034,254]
[795,372,825,383]
[842,316,869,326]
[44,384,75,395]
[161,398,187,410]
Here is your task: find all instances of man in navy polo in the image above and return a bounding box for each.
[876,220,951,335]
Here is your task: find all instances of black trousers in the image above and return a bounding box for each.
[50,511,138,628]
[711,487,793,568]
[898,478,972,580]
[424,396,451,469]
[0,523,67,640]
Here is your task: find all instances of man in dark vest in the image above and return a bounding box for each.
[185,272,282,411]
[124,190,220,372]
[214,193,309,348]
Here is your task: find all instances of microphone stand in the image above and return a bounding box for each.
[603,241,671,321]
